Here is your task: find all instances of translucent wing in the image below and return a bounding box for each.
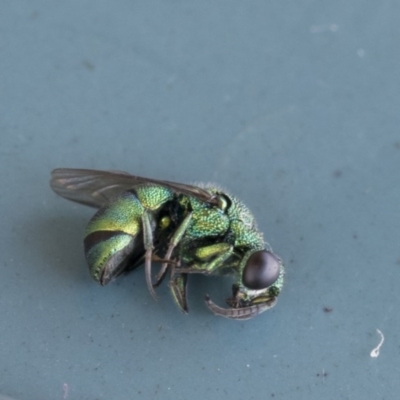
[50,168,218,208]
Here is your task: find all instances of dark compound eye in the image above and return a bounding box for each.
[242,251,281,290]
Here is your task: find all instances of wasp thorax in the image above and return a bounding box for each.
[242,250,281,290]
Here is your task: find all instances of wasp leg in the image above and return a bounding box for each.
[153,212,193,287]
[169,273,188,313]
[205,295,277,320]
[151,254,178,265]
[179,243,234,275]
[151,256,177,288]
[142,212,157,300]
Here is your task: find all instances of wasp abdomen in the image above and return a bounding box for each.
[84,188,174,285]
[84,231,137,284]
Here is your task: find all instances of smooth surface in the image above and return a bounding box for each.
[1,1,399,399]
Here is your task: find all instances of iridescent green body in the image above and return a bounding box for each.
[84,185,174,283]
[50,169,285,320]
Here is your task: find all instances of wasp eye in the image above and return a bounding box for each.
[242,251,281,289]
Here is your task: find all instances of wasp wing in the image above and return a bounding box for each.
[50,168,218,208]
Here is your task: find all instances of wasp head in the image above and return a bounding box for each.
[205,250,284,320]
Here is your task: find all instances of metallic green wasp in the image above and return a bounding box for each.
[50,168,284,320]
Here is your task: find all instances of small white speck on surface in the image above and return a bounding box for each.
[247,364,250,368]
[357,49,366,57]
[329,24,338,32]
[62,383,69,399]
[370,329,384,358]
[310,23,339,34]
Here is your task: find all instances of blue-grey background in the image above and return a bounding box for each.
[1,1,399,399]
